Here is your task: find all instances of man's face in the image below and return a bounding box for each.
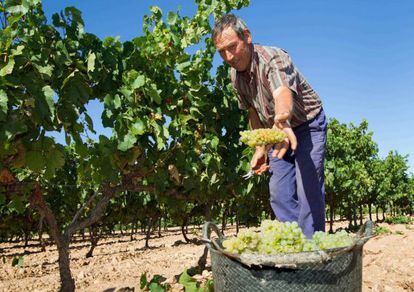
[214,26,252,72]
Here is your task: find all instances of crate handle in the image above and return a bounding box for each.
[202,221,223,250]
[355,220,374,246]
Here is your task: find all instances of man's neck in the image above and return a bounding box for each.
[237,43,254,73]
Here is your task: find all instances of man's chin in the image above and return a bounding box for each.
[236,67,248,72]
[233,64,247,72]
[227,61,247,72]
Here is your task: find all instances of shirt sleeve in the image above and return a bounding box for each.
[266,48,298,96]
[230,69,249,110]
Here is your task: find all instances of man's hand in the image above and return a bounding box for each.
[272,118,297,159]
[251,146,269,175]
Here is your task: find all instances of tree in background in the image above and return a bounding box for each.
[325,119,378,230]
[0,0,251,290]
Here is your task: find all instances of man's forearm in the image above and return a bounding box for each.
[273,86,293,122]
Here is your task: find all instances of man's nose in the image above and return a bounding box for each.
[224,50,234,62]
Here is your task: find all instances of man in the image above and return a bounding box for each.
[212,14,327,238]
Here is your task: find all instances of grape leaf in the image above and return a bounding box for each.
[118,133,137,151]
[178,269,198,291]
[0,59,15,76]
[0,90,7,121]
[42,85,56,119]
[26,151,45,172]
[131,120,146,135]
[132,75,145,89]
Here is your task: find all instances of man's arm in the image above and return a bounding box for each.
[273,86,293,121]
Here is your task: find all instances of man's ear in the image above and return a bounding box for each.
[243,29,252,44]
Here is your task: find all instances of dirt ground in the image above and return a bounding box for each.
[0,221,413,292]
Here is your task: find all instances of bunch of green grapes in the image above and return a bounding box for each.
[311,230,354,250]
[222,220,354,255]
[258,220,307,254]
[222,230,261,254]
[240,128,286,148]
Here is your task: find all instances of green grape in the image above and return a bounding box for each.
[240,128,286,148]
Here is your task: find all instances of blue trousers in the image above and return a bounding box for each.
[268,109,327,238]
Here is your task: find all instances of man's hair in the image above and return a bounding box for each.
[212,13,248,42]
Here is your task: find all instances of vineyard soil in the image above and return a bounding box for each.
[0,221,413,292]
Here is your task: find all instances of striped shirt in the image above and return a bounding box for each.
[230,44,322,128]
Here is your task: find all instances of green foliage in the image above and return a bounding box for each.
[139,269,213,292]
[385,215,413,225]
[0,0,255,240]
[140,272,168,292]
[179,269,199,291]
[204,279,214,292]
[11,255,24,267]
[179,269,213,292]
[325,119,378,211]
[325,118,412,226]
[374,226,391,235]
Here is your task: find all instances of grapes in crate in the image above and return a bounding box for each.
[222,220,354,255]
[240,128,286,148]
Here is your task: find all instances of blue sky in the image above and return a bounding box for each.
[42,0,414,173]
